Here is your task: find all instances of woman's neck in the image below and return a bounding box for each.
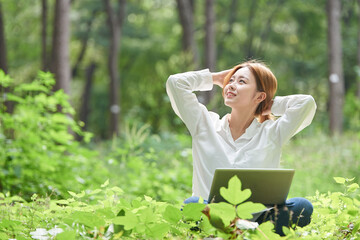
[228,110,255,141]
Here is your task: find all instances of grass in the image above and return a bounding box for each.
[282,131,360,198]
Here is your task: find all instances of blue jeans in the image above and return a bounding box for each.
[183,196,313,236]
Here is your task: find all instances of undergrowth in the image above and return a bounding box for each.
[0,177,359,239]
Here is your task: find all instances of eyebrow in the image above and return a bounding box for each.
[231,75,250,81]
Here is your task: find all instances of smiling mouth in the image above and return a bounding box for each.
[226,92,236,97]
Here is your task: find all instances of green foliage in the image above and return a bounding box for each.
[282,132,360,197]
[343,91,360,133]
[0,71,107,197]
[0,166,359,239]
[99,122,193,203]
[297,177,360,239]
[0,176,278,239]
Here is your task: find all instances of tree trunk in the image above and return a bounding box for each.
[76,62,96,141]
[0,2,14,115]
[51,0,71,95]
[104,0,126,137]
[203,0,216,105]
[327,0,344,135]
[245,0,258,60]
[72,10,97,78]
[205,0,216,72]
[176,0,199,67]
[357,0,360,98]
[0,2,7,74]
[41,0,49,71]
[0,2,10,191]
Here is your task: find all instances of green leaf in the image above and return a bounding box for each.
[199,215,217,234]
[56,200,69,205]
[112,211,138,230]
[347,183,359,193]
[95,207,116,219]
[68,191,78,198]
[345,177,355,182]
[220,175,251,205]
[254,221,281,240]
[101,179,110,188]
[71,211,106,229]
[333,177,346,184]
[236,202,266,219]
[0,219,23,231]
[89,189,102,195]
[55,230,76,240]
[146,223,170,238]
[144,195,152,202]
[6,93,24,103]
[0,233,8,239]
[163,205,182,224]
[208,202,236,228]
[182,203,205,221]
[139,207,154,223]
[0,70,13,87]
[352,221,360,235]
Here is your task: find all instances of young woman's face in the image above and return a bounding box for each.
[223,67,263,109]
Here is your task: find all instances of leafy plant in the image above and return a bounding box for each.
[0,71,107,198]
[101,124,193,203]
[298,177,360,239]
[1,174,359,239]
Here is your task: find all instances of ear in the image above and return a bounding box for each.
[255,92,266,103]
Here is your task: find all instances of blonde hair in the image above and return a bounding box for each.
[222,60,278,123]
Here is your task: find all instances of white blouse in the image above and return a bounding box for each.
[166,69,317,200]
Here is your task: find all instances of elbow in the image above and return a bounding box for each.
[166,75,178,92]
[303,95,317,125]
[305,95,317,115]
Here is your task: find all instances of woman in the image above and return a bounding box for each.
[166,60,316,235]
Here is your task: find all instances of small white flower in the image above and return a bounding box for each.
[236,219,259,230]
[48,226,63,236]
[30,228,49,240]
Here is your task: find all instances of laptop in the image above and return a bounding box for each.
[207,168,295,206]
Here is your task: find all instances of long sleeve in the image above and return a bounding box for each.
[271,95,317,145]
[166,69,213,135]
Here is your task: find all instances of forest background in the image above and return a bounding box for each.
[1,0,360,211]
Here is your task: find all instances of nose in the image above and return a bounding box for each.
[228,81,236,90]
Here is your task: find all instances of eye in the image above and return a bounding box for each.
[239,79,246,84]
[229,78,234,83]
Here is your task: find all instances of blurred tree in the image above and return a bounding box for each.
[77,62,97,141]
[0,2,7,74]
[253,0,285,57]
[0,2,14,115]
[176,0,199,67]
[104,0,126,137]
[244,0,258,59]
[41,0,49,71]
[50,0,71,94]
[71,8,98,78]
[217,0,237,61]
[327,0,344,135]
[205,0,216,72]
[357,0,360,98]
[203,0,217,106]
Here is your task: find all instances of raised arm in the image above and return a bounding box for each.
[211,69,232,88]
[166,69,214,135]
[271,95,317,145]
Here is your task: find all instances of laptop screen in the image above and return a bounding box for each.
[208,168,295,205]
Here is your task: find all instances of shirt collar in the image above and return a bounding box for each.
[221,114,260,141]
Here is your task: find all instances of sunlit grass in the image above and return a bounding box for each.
[282,132,360,198]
